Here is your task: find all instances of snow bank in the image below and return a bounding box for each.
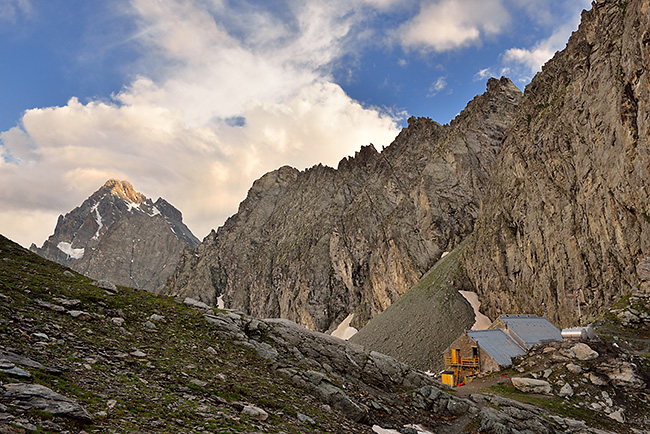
[57,242,85,259]
[459,290,491,330]
[149,206,161,217]
[331,313,358,340]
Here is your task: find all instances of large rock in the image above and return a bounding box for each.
[463,0,650,328]
[558,383,574,397]
[202,309,438,423]
[571,343,599,361]
[511,378,552,394]
[30,179,199,292]
[164,78,522,333]
[1,383,92,421]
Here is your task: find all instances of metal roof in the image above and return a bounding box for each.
[497,314,562,348]
[467,330,527,367]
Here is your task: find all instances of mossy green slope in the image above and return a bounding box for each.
[350,238,475,372]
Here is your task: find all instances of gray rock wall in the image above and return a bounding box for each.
[463,0,650,327]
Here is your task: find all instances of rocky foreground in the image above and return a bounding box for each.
[2,234,650,433]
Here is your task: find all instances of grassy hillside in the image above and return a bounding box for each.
[0,234,370,433]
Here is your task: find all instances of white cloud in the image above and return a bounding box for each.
[0,0,401,247]
[503,45,555,76]
[474,68,495,81]
[357,0,413,9]
[428,76,447,96]
[397,0,510,52]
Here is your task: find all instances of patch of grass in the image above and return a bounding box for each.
[487,384,621,431]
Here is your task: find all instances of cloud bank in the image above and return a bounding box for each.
[0,0,401,247]
[0,0,594,248]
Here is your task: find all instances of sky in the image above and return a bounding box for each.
[0,0,591,248]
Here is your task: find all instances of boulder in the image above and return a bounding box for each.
[68,310,93,321]
[94,280,118,293]
[511,378,552,394]
[1,383,92,421]
[184,297,212,311]
[241,404,268,421]
[588,373,608,386]
[566,363,582,374]
[558,383,573,397]
[571,343,598,361]
[607,409,625,423]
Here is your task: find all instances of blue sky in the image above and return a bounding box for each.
[0,0,590,247]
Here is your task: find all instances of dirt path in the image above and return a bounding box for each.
[452,373,512,397]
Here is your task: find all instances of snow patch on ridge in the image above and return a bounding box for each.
[91,203,103,240]
[125,198,141,212]
[149,206,161,217]
[57,242,85,259]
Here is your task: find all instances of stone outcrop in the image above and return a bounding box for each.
[462,0,650,327]
[1,383,92,422]
[31,179,199,292]
[164,78,522,332]
[509,335,650,431]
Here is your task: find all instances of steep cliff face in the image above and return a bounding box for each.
[164,78,522,332]
[31,179,199,291]
[462,0,650,327]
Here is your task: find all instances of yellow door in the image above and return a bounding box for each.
[451,349,460,364]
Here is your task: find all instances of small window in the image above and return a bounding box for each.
[472,347,478,358]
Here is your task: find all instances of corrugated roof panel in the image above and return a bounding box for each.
[467,330,527,367]
[498,315,562,348]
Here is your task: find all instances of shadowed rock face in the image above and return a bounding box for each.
[31,179,199,291]
[462,0,650,327]
[164,78,522,332]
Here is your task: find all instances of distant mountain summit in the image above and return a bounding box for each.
[31,179,199,291]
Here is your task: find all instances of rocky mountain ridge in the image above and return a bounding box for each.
[31,179,199,292]
[462,0,650,328]
[164,77,522,332]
